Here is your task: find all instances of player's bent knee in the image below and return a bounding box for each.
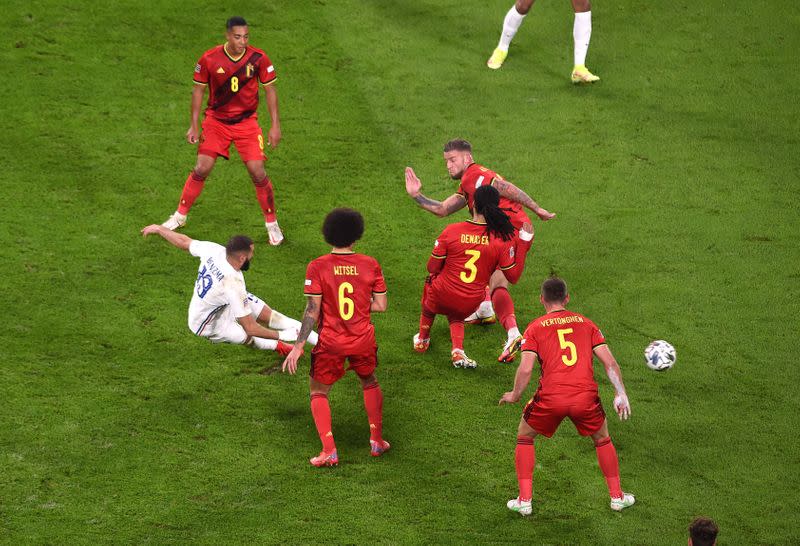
[516,0,535,14]
[358,373,378,388]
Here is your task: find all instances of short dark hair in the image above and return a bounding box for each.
[322,208,364,248]
[225,235,253,256]
[689,517,719,546]
[443,139,472,153]
[226,16,248,30]
[541,277,568,304]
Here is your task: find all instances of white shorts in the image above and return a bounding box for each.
[201,293,267,345]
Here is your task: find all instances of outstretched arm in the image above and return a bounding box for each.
[282,295,321,375]
[141,224,193,251]
[492,178,556,221]
[405,167,467,217]
[594,344,631,420]
[499,351,537,404]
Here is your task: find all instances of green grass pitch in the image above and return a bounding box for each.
[1,0,798,543]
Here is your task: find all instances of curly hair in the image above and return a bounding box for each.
[322,208,365,248]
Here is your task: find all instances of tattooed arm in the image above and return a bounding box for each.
[492,177,556,221]
[282,295,321,375]
[405,166,467,217]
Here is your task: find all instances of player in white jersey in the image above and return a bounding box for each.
[141,224,317,354]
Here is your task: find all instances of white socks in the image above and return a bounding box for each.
[498,6,527,51]
[573,11,592,67]
[250,337,278,351]
[268,310,319,346]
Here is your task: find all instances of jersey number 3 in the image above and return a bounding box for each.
[557,328,578,367]
[460,250,481,283]
[338,282,354,320]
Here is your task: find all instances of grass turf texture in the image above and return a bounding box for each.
[1,0,798,543]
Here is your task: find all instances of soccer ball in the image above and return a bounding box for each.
[644,340,676,371]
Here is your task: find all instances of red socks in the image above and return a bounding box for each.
[254,175,277,222]
[310,393,336,453]
[515,436,535,502]
[492,287,517,331]
[362,383,384,442]
[448,318,465,352]
[595,437,623,498]
[177,171,206,215]
[418,309,435,340]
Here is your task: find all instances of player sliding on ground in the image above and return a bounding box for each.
[141,224,316,354]
[486,0,600,84]
[406,138,555,363]
[415,185,533,369]
[282,208,390,467]
[159,16,286,245]
[499,277,634,516]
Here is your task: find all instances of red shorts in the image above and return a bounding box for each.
[421,279,481,321]
[522,390,606,438]
[198,115,266,162]
[309,345,378,385]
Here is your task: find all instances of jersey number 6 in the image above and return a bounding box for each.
[338,282,354,320]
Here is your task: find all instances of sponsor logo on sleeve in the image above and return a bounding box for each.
[509,246,515,258]
[267,65,275,73]
[434,240,440,247]
[475,175,484,189]
[304,279,312,286]
[194,63,201,73]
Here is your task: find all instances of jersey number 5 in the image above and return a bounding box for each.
[460,250,481,283]
[557,328,578,367]
[338,282,354,320]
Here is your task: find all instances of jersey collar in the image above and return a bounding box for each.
[223,43,247,63]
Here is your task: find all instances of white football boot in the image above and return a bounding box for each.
[161,211,187,230]
[266,220,284,246]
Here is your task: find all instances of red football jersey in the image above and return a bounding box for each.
[458,163,531,229]
[193,44,277,123]
[521,310,607,396]
[429,220,517,302]
[304,252,387,354]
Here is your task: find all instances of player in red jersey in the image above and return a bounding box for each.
[282,208,389,467]
[160,16,285,245]
[499,277,634,515]
[414,185,534,368]
[405,139,556,363]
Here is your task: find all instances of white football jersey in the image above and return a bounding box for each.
[187,241,250,335]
